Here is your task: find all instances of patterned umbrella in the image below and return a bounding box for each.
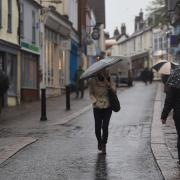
[166,68,180,89]
[80,56,125,80]
[152,60,179,75]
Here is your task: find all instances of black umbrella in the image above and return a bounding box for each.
[166,68,180,89]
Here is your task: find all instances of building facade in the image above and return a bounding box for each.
[106,11,153,79]
[19,0,41,102]
[0,0,20,107]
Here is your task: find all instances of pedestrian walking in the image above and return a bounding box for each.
[88,69,116,154]
[75,65,85,98]
[161,68,180,166]
[140,67,149,85]
[148,69,154,84]
[0,70,9,113]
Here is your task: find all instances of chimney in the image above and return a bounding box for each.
[135,16,139,32]
[139,9,143,21]
[121,23,126,35]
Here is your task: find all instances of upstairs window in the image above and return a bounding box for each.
[7,0,12,33]
[32,10,36,43]
[20,3,24,37]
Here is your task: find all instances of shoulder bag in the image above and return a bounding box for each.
[108,88,121,112]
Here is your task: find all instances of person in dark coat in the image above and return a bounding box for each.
[161,86,180,165]
[148,69,154,84]
[140,67,149,85]
[75,65,85,98]
[161,74,170,93]
[0,70,9,113]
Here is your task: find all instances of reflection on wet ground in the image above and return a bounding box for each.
[94,153,108,180]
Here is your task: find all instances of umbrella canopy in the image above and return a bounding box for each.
[80,56,125,80]
[166,68,180,89]
[152,60,179,75]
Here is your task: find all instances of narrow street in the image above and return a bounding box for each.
[0,82,163,180]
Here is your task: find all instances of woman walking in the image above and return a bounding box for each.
[88,69,115,154]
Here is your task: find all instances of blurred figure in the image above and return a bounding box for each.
[148,69,154,84]
[161,74,170,93]
[75,65,84,98]
[140,67,149,85]
[0,70,9,113]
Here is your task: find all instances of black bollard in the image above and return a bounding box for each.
[40,88,47,121]
[66,85,70,110]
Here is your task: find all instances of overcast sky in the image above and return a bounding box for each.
[105,0,153,37]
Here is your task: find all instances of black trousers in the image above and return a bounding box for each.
[93,108,112,144]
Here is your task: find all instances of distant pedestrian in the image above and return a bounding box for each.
[148,69,154,84]
[140,67,149,85]
[75,65,84,98]
[88,69,116,154]
[0,70,9,113]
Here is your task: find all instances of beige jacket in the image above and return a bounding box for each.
[88,77,115,109]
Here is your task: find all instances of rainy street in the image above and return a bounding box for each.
[0,82,164,180]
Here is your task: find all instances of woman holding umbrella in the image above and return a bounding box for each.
[88,69,116,154]
[161,68,180,166]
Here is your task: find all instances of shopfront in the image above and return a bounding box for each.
[0,40,19,107]
[21,50,39,102]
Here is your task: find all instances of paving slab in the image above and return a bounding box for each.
[0,137,37,165]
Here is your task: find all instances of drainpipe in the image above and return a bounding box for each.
[16,0,21,46]
[16,0,21,105]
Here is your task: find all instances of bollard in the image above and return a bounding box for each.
[40,88,47,121]
[66,85,70,110]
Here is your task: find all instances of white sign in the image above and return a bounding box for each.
[60,40,71,50]
[87,44,96,56]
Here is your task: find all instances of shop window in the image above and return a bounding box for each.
[7,54,17,96]
[45,38,55,87]
[21,53,37,89]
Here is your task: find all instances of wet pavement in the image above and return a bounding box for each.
[0,82,165,180]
